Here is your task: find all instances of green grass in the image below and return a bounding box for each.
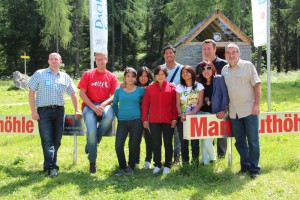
[260,70,300,111]
[0,70,300,199]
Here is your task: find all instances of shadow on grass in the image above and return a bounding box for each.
[77,163,250,198]
[7,85,20,91]
[0,164,46,197]
[261,156,300,174]
[0,160,262,199]
[0,163,115,198]
[103,163,249,199]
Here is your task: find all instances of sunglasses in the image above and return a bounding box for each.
[202,66,212,71]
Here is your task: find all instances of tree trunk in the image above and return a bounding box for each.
[240,0,246,31]
[298,36,300,69]
[284,23,288,72]
[56,37,59,53]
[146,6,150,64]
[74,1,80,77]
[120,0,125,69]
[111,0,115,71]
[275,0,281,72]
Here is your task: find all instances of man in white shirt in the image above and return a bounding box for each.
[162,44,183,163]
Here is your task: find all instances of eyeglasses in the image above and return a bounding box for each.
[202,66,212,71]
[226,51,238,56]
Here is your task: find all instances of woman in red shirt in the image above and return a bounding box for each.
[142,65,178,175]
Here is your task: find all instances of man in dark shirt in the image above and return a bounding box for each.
[195,39,228,159]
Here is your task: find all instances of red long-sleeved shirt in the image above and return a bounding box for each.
[142,81,178,124]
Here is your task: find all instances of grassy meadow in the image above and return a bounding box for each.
[0,70,299,200]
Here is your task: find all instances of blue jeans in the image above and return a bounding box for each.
[231,114,260,173]
[177,118,199,163]
[37,106,65,171]
[83,103,115,163]
[115,119,143,170]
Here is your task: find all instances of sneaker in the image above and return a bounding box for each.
[49,168,58,178]
[163,167,171,175]
[126,166,135,175]
[115,169,127,177]
[90,163,97,174]
[144,161,151,169]
[153,166,161,174]
[250,171,259,179]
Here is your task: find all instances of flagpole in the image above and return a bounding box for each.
[267,0,271,111]
[89,0,94,69]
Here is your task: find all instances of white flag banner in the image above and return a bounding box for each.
[251,0,267,46]
[89,0,108,66]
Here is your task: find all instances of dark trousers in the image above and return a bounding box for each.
[37,106,64,171]
[217,138,227,158]
[150,123,174,168]
[177,118,199,163]
[115,119,142,170]
[136,128,152,163]
[217,114,230,157]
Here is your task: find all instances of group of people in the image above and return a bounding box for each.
[28,39,261,179]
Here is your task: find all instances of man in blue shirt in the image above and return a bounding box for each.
[28,53,82,177]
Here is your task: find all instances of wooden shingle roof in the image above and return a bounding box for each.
[175,9,252,47]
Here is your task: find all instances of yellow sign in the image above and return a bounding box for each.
[20,55,30,59]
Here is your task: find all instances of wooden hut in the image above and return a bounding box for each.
[175,9,252,67]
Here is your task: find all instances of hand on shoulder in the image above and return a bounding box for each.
[169,82,176,87]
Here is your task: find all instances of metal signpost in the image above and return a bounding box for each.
[20,53,30,75]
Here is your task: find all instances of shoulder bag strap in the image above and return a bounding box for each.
[170,66,180,83]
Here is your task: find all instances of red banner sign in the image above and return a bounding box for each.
[0,115,37,134]
[0,115,84,135]
[183,112,300,140]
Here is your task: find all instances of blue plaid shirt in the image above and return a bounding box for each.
[28,67,76,107]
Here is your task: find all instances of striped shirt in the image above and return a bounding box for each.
[28,67,76,107]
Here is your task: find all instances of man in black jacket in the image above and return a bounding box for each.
[195,39,228,159]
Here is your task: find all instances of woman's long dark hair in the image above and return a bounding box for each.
[180,65,197,90]
[136,66,153,86]
[197,61,217,85]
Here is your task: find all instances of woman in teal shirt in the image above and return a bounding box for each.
[113,67,145,176]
